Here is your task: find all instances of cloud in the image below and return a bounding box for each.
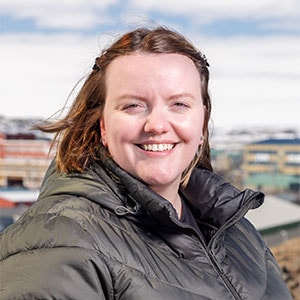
[128,0,300,32]
[129,0,300,20]
[202,35,299,127]
[203,35,300,78]
[0,0,118,30]
[0,33,105,118]
[261,18,300,32]
[1,31,299,128]
[1,0,299,31]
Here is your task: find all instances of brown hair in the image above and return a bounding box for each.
[37,26,213,187]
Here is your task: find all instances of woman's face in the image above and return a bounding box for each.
[101,53,205,194]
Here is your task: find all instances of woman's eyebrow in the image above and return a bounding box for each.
[168,93,196,100]
[114,93,196,103]
[116,94,147,101]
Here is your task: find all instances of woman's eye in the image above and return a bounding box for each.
[175,102,187,107]
[124,103,139,109]
[172,102,189,109]
[122,102,145,112]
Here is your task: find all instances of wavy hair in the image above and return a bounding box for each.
[37,26,213,187]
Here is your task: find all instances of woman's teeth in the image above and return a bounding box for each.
[140,144,174,152]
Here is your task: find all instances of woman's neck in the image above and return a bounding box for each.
[149,184,182,218]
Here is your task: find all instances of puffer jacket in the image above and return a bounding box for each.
[0,152,292,299]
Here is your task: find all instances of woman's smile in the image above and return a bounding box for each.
[137,143,175,152]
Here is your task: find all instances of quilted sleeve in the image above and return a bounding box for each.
[0,246,113,300]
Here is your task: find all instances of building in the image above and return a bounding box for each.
[246,195,300,246]
[243,139,300,193]
[0,133,53,189]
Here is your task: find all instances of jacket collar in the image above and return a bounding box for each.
[182,167,264,227]
[98,148,264,228]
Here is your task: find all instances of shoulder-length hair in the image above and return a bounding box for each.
[37,26,213,187]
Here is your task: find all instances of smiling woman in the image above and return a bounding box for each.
[0,26,292,299]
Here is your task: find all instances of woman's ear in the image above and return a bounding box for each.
[200,135,204,145]
[100,118,107,147]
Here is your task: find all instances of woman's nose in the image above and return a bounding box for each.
[144,107,170,134]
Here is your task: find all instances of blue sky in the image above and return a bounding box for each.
[0,0,299,128]
[2,14,294,36]
[2,1,298,36]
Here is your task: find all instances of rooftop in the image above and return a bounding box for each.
[253,138,300,145]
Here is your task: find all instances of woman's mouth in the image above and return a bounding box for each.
[137,143,175,152]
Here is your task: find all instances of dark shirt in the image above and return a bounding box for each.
[180,196,206,243]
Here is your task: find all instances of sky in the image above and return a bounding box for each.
[0,0,299,129]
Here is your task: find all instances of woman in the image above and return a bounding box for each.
[0,27,291,299]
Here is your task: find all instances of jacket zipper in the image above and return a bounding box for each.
[208,249,242,300]
[171,216,242,300]
[171,193,263,300]
[203,194,263,300]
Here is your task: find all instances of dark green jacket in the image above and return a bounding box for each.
[0,154,292,299]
